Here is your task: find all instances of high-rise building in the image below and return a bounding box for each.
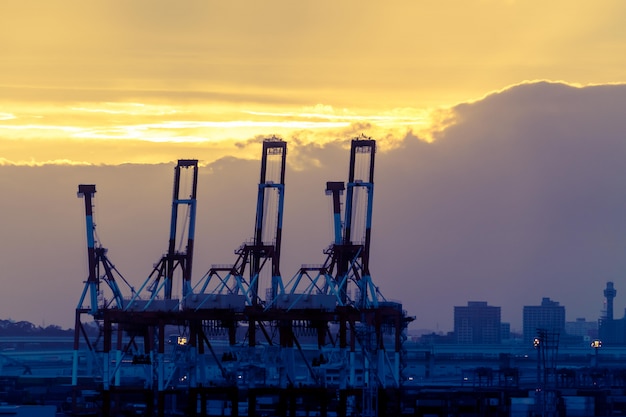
[454,301,501,344]
[523,297,565,345]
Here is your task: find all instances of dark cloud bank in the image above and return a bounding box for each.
[2,81,626,333]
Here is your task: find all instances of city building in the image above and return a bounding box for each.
[454,301,501,344]
[523,297,565,345]
[565,317,598,342]
[500,322,511,341]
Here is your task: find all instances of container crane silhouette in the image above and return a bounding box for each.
[189,138,287,310]
[72,184,136,387]
[72,139,413,416]
[125,159,199,311]
[275,136,381,310]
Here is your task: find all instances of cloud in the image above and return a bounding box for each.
[0,99,427,165]
[1,81,626,334]
[374,81,626,331]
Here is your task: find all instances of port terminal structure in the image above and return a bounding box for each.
[72,136,413,417]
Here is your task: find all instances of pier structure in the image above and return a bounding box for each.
[72,136,413,416]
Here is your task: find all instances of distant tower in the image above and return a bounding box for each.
[604,281,617,321]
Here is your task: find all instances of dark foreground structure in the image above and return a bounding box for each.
[4,370,626,416]
[5,336,626,416]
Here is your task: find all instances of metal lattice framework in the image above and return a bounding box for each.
[274,137,382,309]
[189,138,287,310]
[72,184,136,395]
[73,137,414,417]
[125,159,199,311]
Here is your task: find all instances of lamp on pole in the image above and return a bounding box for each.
[591,339,602,367]
[534,336,542,388]
[533,332,545,417]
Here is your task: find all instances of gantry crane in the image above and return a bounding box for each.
[189,138,287,309]
[334,136,378,308]
[126,159,199,311]
[74,139,412,416]
[75,185,130,316]
[95,160,200,417]
[275,136,380,309]
[73,184,135,390]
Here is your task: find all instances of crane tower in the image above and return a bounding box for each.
[126,159,199,311]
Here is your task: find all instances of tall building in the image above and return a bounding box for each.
[454,301,501,344]
[523,297,565,345]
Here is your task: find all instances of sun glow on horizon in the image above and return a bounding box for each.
[2,80,623,167]
[0,99,436,166]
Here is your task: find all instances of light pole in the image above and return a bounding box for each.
[534,336,542,388]
[534,335,543,416]
[591,339,602,367]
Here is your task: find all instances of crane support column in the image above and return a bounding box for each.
[326,182,345,245]
[166,159,199,299]
[345,138,376,308]
[132,159,199,305]
[251,138,287,304]
[77,184,99,316]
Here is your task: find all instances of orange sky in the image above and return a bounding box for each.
[2,1,626,165]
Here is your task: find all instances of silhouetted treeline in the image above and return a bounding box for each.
[0,319,73,337]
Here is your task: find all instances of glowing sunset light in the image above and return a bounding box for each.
[0,97,432,165]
